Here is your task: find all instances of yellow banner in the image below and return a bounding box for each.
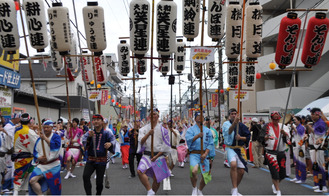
[0,48,19,71]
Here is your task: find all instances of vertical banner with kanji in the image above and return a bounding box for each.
[101,90,108,105]
[212,93,218,107]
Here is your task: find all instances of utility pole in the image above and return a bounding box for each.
[218,47,223,125]
[190,61,193,118]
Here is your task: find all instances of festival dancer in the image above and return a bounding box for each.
[306,108,328,192]
[259,111,290,196]
[137,108,172,195]
[120,122,130,169]
[222,108,251,196]
[177,123,188,168]
[185,112,215,196]
[109,119,121,164]
[167,120,180,176]
[3,113,21,194]
[290,116,307,184]
[64,118,84,179]
[29,120,62,195]
[12,113,39,195]
[83,114,115,195]
[128,119,142,179]
[0,120,11,194]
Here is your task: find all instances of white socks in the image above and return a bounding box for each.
[147,189,155,195]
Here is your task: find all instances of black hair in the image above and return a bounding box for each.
[310,107,321,114]
[228,108,237,116]
[295,116,302,122]
[72,118,79,124]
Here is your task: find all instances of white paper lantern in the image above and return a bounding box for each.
[137,58,147,75]
[245,57,256,87]
[118,40,130,76]
[206,61,216,78]
[193,62,201,79]
[0,0,19,53]
[82,54,93,83]
[94,55,107,84]
[50,40,63,73]
[183,0,200,41]
[208,0,226,41]
[159,56,170,76]
[225,2,242,60]
[174,39,185,74]
[66,33,78,72]
[23,0,49,52]
[129,0,150,58]
[245,2,262,58]
[156,0,177,58]
[48,3,71,55]
[83,2,106,56]
[227,59,238,88]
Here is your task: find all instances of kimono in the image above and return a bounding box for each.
[13,125,39,191]
[55,129,65,168]
[3,120,15,190]
[29,133,62,195]
[0,131,10,188]
[185,125,215,184]
[137,123,172,183]
[293,123,306,182]
[168,128,180,165]
[222,120,251,172]
[64,128,83,163]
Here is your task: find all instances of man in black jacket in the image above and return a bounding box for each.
[250,118,263,168]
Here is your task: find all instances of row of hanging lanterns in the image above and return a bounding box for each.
[276,12,329,69]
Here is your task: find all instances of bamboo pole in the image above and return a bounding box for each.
[150,0,155,158]
[132,54,138,147]
[63,56,72,122]
[18,2,46,157]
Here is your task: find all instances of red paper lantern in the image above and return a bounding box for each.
[256,73,261,79]
[111,99,115,103]
[275,13,301,69]
[235,85,238,89]
[116,102,119,106]
[220,89,224,94]
[301,13,329,68]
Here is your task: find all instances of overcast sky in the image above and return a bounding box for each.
[19,0,229,117]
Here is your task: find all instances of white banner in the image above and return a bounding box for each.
[232,91,249,102]
[88,90,101,102]
[190,47,215,63]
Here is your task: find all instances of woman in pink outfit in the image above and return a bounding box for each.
[64,118,84,179]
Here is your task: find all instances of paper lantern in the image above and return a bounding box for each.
[245,57,256,87]
[215,89,219,93]
[203,105,206,108]
[235,85,238,89]
[174,39,186,73]
[209,99,212,103]
[108,95,111,99]
[256,72,261,79]
[275,12,301,69]
[245,2,263,59]
[0,0,20,53]
[208,0,226,41]
[66,34,78,71]
[183,0,200,41]
[50,40,64,73]
[82,55,94,83]
[97,84,101,88]
[111,99,115,103]
[193,62,201,79]
[116,102,119,106]
[269,62,276,70]
[130,0,150,58]
[94,55,107,84]
[119,104,122,108]
[301,12,329,68]
[156,0,177,58]
[206,61,216,78]
[83,2,106,56]
[48,3,71,55]
[159,56,170,76]
[225,2,242,60]
[23,0,49,52]
[118,40,130,76]
[227,87,231,91]
[137,58,147,75]
[220,89,224,94]
[227,60,238,88]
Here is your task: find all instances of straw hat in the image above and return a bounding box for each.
[279,113,293,125]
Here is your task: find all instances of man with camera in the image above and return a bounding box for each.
[250,118,263,168]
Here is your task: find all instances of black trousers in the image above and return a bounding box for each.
[83,162,106,195]
[129,152,142,176]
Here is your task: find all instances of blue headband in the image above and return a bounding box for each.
[43,120,54,127]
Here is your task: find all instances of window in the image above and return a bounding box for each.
[34,82,47,93]
[77,85,83,96]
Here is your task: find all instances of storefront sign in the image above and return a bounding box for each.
[0,87,12,107]
[0,66,21,88]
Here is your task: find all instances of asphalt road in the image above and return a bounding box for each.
[61,149,326,195]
